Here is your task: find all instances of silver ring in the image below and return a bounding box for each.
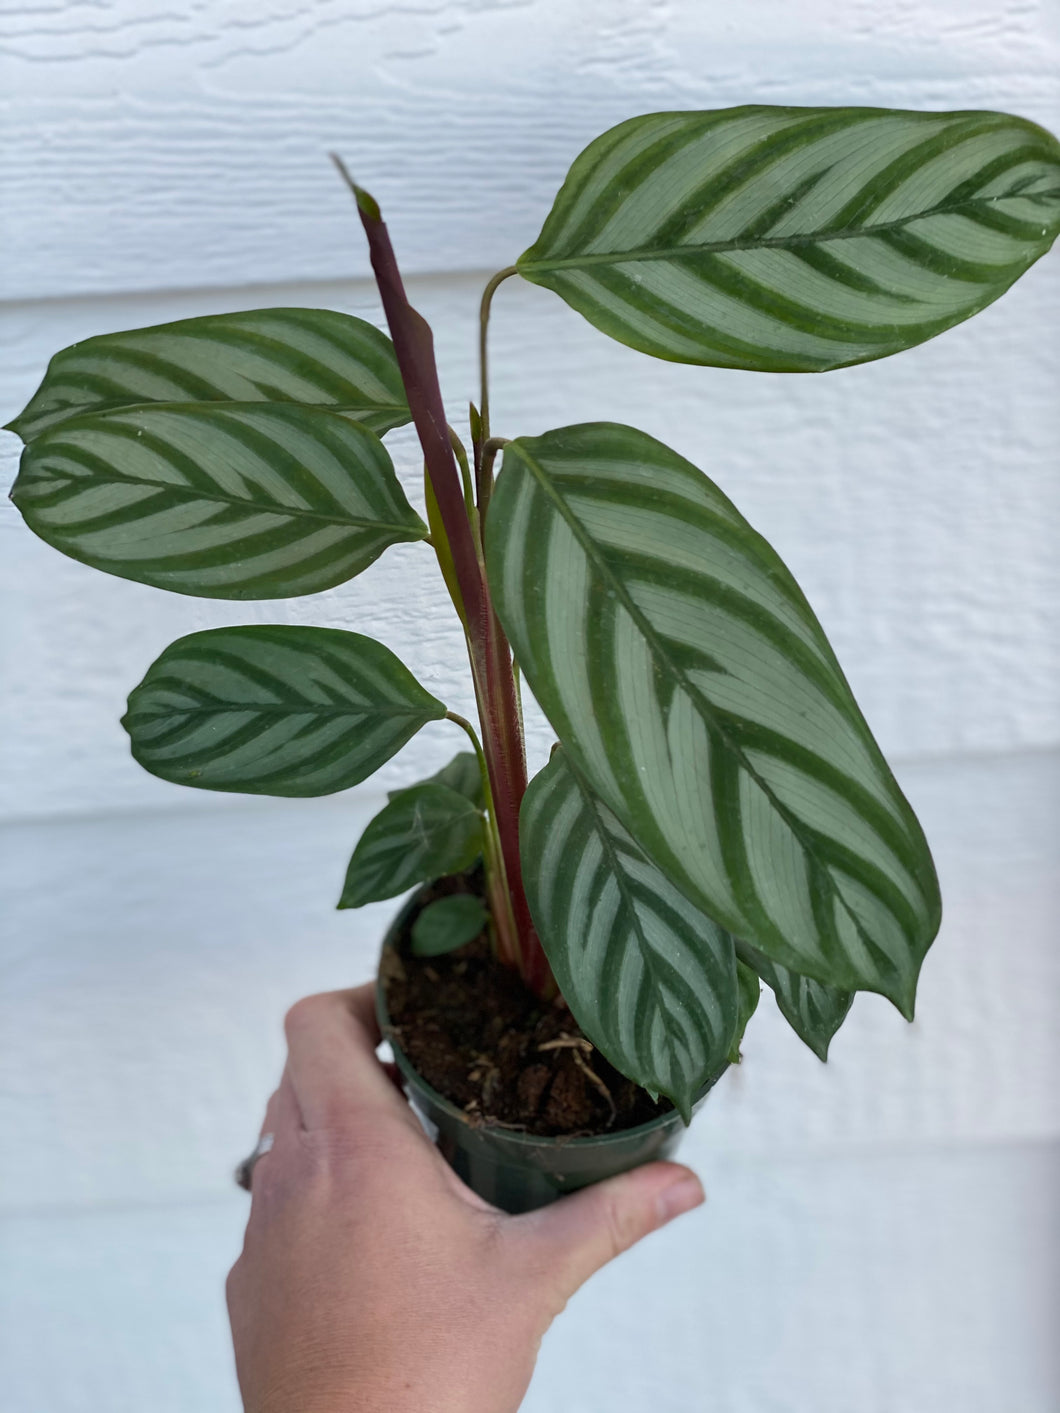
[234,1132,275,1191]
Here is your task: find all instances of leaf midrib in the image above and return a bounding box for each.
[34,452,422,536]
[518,192,1039,272]
[510,443,897,967]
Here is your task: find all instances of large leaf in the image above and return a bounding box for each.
[10,403,427,599]
[123,625,444,795]
[5,308,411,441]
[487,423,941,1016]
[519,747,738,1121]
[338,784,483,908]
[518,107,1060,372]
[738,942,853,1061]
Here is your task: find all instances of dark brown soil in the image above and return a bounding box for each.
[381,875,671,1138]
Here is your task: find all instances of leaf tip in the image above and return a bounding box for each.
[329,153,382,223]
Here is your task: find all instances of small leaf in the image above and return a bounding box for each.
[729,960,762,1063]
[520,747,738,1122]
[411,895,489,956]
[487,423,940,1016]
[389,751,485,808]
[10,403,427,599]
[519,107,1060,372]
[339,784,483,908]
[738,941,853,1060]
[123,625,444,796]
[5,308,411,442]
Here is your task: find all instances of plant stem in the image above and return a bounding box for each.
[476,267,517,511]
[445,710,519,969]
[337,164,551,997]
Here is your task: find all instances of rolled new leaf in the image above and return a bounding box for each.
[123,625,445,795]
[729,960,762,1063]
[5,308,411,441]
[518,107,1060,372]
[10,404,427,599]
[520,747,738,1122]
[738,941,853,1061]
[487,423,941,1016]
[339,784,483,908]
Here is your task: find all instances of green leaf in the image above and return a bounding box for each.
[738,941,853,1060]
[389,751,485,809]
[10,403,427,599]
[520,747,738,1122]
[411,895,489,956]
[123,625,444,796]
[487,423,941,1017]
[5,308,411,442]
[518,107,1060,372]
[338,784,483,908]
[729,960,762,1063]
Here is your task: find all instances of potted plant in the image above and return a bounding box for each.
[8,106,1058,1212]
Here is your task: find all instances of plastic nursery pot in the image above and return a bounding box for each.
[376,887,727,1214]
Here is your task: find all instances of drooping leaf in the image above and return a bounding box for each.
[411,894,489,956]
[389,751,485,809]
[518,107,1060,372]
[123,625,444,796]
[10,403,427,599]
[738,941,853,1060]
[519,747,738,1121]
[729,960,762,1063]
[487,423,941,1016]
[338,783,483,908]
[5,308,411,442]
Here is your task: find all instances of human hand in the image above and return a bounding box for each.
[226,986,705,1413]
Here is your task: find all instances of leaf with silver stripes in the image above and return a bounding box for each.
[123,625,445,796]
[518,107,1060,372]
[520,747,738,1121]
[5,308,411,441]
[738,941,853,1061]
[10,403,427,599]
[487,423,941,1017]
[339,783,484,908]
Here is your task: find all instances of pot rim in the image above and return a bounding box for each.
[377,886,728,1152]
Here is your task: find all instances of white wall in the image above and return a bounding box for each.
[1,3,1057,1410]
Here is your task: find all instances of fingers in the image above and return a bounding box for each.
[282,984,419,1133]
[516,1162,704,1302]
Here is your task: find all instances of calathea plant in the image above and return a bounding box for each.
[8,107,1058,1127]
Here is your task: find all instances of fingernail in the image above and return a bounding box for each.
[656,1174,705,1225]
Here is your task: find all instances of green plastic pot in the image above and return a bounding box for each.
[376,888,728,1214]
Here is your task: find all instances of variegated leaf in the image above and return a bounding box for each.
[487,423,941,1016]
[10,403,427,599]
[388,751,485,809]
[5,308,411,441]
[123,625,444,796]
[738,941,853,1060]
[518,107,1060,371]
[338,784,483,908]
[519,747,738,1121]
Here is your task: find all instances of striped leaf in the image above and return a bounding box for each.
[123,625,445,796]
[518,107,1060,372]
[10,403,427,599]
[389,751,485,809]
[338,784,483,908]
[738,942,853,1061]
[487,423,941,1016]
[520,747,738,1120]
[730,960,762,1063]
[5,308,411,441]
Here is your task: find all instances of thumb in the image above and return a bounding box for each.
[521,1161,704,1302]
